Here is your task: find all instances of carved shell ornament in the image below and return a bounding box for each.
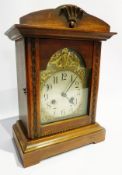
[58,5,85,28]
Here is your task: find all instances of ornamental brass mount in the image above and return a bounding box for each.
[40,48,90,90]
[58,5,85,28]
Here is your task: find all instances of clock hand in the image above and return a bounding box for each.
[63,76,77,94]
[61,76,77,104]
[61,92,74,104]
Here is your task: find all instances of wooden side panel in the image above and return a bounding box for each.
[15,39,28,130]
[25,38,41,139]
[89,41,101,122]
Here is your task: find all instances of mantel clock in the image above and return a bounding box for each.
[5,4,116,167]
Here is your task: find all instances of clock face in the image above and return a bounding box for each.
[40,48,90,125]
[41,70,88,124]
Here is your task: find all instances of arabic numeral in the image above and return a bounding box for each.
[62,72,67,80]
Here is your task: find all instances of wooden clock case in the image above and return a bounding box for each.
[5,5,115,167]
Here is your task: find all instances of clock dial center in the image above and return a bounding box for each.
[41,70,86,124]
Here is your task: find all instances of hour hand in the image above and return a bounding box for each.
[61,92,74,104]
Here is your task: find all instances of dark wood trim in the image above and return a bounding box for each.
[25,38,33,138]
[34,38,41,137]
[31,38,40,138]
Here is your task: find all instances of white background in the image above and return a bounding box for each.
[0,0,122,175]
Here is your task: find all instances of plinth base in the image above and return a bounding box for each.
[13,121,105,167]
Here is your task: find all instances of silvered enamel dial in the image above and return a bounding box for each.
[41,70,88,124]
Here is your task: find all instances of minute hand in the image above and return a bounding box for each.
[64,76,77,94]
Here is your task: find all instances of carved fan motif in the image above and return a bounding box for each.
[58,5,85,28]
